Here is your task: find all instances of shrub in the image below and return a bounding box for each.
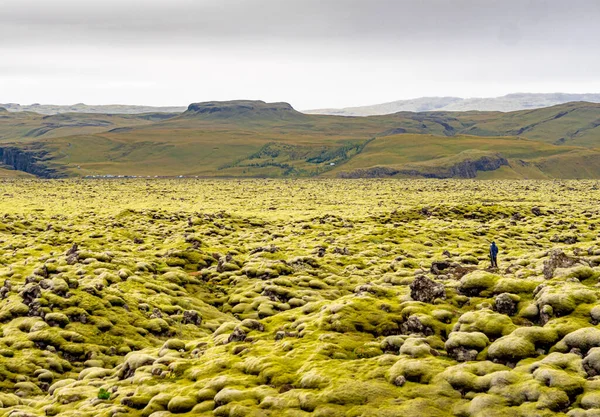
[97,388,111,400]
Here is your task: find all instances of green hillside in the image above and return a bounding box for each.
[327,134,600,179]
[1,100,600,179]
[452,102,600,147]
[0,111,178,144]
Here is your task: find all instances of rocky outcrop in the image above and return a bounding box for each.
[542,249,585,279]
[439,154,508,178]
[0,146,64,178]
[410,275,446,303]
[338,167,400,178]
[494,293,519,316]
[339,154,508,179]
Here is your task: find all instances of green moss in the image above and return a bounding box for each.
[143,318,170,334]
[354,344,383,358]
[556,327,600,353]
[122,394,153,409]
[165,396,197,413]
[163,339,186,351]
[512,326,559,347]
[535,283,597,316]
[400,338,434,358]
[214,388,256,406]
[197,388,217,402]
[536,388,570,411]
[580,392,600,410]
[28,329,65,347]
[555,266,598,281]
[119,353,156,379]
[388,357,450,384]
[454,310,516,339]
[488,335,535,362]
[45,312,70,327]
[493,278,540,295]
[2,180,600,416]
[0,301,29,321]
[0,393,20,407]
[321,381,397,406]
[14,381,43,397]
[459,272,501,296]
[446,332,490,352]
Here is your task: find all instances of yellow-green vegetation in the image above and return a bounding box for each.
[1,179,600,416]
[2,101,600,179]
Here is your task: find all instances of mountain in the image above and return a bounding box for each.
[304,97,463,116]
[7,93,600,117]
[182,100,307,122]
[2,100,600,179]
[305,93,600,116]
[0,103,187,115]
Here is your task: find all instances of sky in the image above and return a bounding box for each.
[1,0,599,109]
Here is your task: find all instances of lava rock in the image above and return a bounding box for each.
[410,275,446,303]
[543,249,583,279]
[182,310,202,326]
[494,293,519,316]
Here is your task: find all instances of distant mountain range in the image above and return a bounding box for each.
[4,93,600,117]
[304,93,600,116]
[0,103,187,115]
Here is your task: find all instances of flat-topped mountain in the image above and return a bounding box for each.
[183,100,306,121]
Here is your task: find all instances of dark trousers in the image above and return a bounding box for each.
[491,255,498,268]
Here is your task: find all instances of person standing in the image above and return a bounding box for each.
[490,242,499,268]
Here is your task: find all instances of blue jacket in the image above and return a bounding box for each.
[490,243,499,257]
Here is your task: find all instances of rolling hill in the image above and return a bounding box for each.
[0,110,178,144]
[1,100,600,179]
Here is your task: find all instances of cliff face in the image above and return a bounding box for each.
[443,155,508,178]
[339,154,508,179]
[338,166,401,179]
[0,146,64,178]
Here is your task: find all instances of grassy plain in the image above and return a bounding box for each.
[1,179,600,416]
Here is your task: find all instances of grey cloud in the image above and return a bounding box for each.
[1,0,599,108]
[1,0,599,46]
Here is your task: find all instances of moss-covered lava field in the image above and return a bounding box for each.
[1,179,600,417]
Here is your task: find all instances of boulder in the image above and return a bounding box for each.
[119,354,156,380]
[494,293,520,316]
[543,250,584,279]
[409,276,445,303]
[182,310,202,326]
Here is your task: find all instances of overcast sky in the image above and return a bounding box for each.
[1,0,599,109]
